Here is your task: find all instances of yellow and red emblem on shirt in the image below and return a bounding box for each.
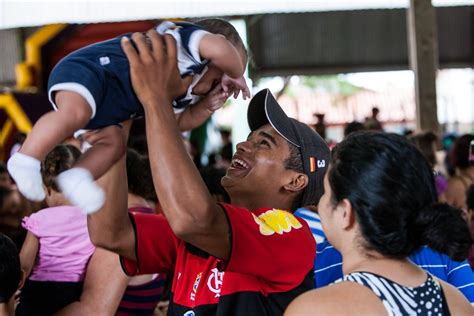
[253,209,303,236]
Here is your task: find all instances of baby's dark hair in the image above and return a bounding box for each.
[329,132,471,261]
[195,18,247,60]
[0,233,21,304]
[41,145,81,191]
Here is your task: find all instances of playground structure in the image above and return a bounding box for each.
[0,20,157,160]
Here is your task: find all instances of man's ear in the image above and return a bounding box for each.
[337,198,356,230]
[283,173,308,193]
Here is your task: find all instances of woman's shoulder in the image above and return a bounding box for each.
[285,282,386,315]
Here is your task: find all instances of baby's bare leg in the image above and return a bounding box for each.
[8,91,91,201]
[20,91,92,159]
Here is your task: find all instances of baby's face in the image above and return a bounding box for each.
[192,45,247,97]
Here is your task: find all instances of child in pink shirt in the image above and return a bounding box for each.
[17,144,95,316]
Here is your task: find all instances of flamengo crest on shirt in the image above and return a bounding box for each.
[207,268,224,298]
[253,209,303,236]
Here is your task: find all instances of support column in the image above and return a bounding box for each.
[407,0,440,133]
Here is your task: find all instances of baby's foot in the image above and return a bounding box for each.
[7,153,45,201]
[57,168,105,214]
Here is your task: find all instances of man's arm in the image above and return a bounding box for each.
[86,122,136,260]
[122,31,230,260]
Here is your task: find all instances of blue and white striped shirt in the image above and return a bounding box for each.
[314,240,474,303]
[294,208,325,244]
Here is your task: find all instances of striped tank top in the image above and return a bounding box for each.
[116,273,166,316]
[338,272,450,315]
[116,206,166,315]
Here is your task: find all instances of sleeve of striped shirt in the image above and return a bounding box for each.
[445,257,474,303]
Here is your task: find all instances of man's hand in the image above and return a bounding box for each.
[221,74,251,100]
[121,30,193,108]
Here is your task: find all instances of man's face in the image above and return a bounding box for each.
[221,124,294,199]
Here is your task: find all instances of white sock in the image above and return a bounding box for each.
[57,168,105,214]
[7,153,45,201]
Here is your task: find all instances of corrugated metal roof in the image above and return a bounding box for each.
[248,6,474,78]
[0,29,21,84]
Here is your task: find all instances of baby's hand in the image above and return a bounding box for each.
[203,84,230,113]
[221,74,251,100]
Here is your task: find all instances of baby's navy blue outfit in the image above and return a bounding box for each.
[48,21,210,130]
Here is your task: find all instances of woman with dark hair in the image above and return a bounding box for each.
[17,145,95,315]
[286,132,472,315]
[409,132,448,201]
[445,134,474,210]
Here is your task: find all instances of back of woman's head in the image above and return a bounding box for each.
[329,131,471,261]
[41,145,81,191]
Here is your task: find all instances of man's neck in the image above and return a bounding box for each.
[229,196,293,212]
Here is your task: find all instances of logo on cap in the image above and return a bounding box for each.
[310,157,326,172]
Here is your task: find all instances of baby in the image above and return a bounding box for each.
[8,19,249,214]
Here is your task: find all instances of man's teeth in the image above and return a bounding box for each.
[232,158,249,169]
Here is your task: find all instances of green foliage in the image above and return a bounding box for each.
[301,75,362,96]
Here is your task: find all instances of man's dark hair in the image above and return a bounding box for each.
[344,121,365,138]
[284,142,304,210]
[0,233,21,304]
[195,18,247,59]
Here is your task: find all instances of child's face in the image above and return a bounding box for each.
[192,45,247,97]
